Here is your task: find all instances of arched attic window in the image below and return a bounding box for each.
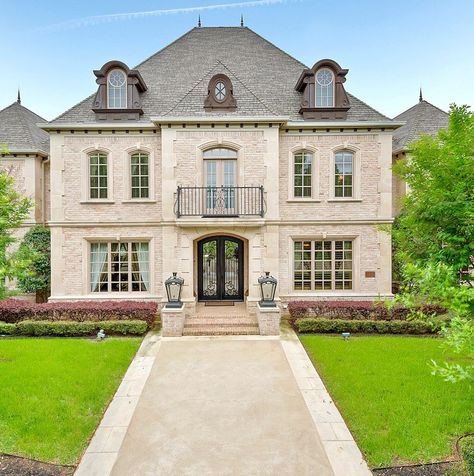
[107,69,127,109]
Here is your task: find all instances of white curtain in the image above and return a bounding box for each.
[91,244,108,292]
[137,244,150,291]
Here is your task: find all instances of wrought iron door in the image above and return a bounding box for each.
[198,236,243,301]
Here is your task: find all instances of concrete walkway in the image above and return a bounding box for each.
[76,330,371,476]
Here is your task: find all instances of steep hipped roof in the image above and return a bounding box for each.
[0,101,49,154]
[392,99,449,153]
[50,27,391,124]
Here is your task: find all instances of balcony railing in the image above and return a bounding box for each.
[176,186,265,218]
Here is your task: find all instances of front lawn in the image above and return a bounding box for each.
[300,335,474,468]
[0,337,141,465]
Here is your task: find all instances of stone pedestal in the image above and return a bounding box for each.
[256,303,281,336]
[161,304,185,337]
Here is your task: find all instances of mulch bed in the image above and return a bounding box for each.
[0,454,75,476]
[372,461,459,475]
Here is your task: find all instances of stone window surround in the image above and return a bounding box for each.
[82,236,155,296]
[328,144,362,202]
[194,140,244,188]
[123,145,156,202]
[287,143,320,202]
[288,234,361,294]
[81,147,114,203]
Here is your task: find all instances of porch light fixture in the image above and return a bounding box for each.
[258,271,277,307]
[164,272,184,308]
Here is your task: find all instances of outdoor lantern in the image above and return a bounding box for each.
[165,272,184,308]
[258,271,277,307]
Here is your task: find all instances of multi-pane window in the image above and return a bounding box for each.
[107,69,127,108]
[315,68,334,107]
[90,241,149,293]
[293,151,313,198]
[89,152,108,199]
[334,151,353,198]
[294,240,353,291]
[131,152,149,199]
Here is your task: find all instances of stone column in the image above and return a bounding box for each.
[256,303,281,336]
[161,304,186,337]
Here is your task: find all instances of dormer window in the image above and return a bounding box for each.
[92,60,147,121]
[315,68,334,107]
[295,59,350,120]
[204,74,237,111]
[107,69,127,108]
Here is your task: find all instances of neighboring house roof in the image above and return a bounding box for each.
[392,99,449,153]
[0,100,49,154]
[50,27,391,125]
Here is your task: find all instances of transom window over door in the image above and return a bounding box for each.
[203,148,237,212]
[90,241,149,293]
[293,240,353,291]
[334,151,353,197]
[293,151,313,198]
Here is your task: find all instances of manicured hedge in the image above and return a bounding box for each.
[0,320,148,337]
[461,435,474,476]
[0,299,158,327]
[288,300,446,322]
[295,318,445,335]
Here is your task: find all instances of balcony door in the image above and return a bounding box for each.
[198,236,244,301]
[203,148,237,215]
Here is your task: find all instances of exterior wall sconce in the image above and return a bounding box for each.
[258,271,277,307]
[164,272,184,308]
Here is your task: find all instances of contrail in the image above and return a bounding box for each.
[41,0,291,31]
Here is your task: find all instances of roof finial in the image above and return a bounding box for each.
[17,88,21,104]
[419,87,423,102]
[198,15,201,27]
[240,14,244,27]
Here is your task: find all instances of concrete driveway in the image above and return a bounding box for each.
[76,331,371,476]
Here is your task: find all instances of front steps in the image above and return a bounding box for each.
[182,315,260,336]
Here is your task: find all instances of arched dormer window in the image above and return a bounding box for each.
[315,68,334,107]
[204,74,237,111]
[107,69,127,109]
[295,59,350,120]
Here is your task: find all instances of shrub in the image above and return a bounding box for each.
[288,300,446,322]
[12,320,148,337]
[295,318,445,335]
[0,322,16,335]
[460,435,474,476]
[0,299,158,327]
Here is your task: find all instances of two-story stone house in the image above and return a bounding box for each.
[32,25,403,314]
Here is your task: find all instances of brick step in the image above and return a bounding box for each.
[185,318,257,326]
[182,326,260,336]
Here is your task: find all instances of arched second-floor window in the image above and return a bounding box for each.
[130,152,149,199]
[334,150,353,198]
[89,151,108,199]
[107,69,127,108]
[293,150,313,198]
[315,68,334,107]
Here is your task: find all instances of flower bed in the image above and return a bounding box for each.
[288,300,446,322]
[0,299,158,327]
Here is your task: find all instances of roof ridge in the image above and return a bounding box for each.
[218,61,279,115]
[393,100,448,121]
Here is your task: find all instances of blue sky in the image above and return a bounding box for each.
[1,0,473,120]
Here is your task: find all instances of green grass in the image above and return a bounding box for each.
[0,337,142,465]
[300,335,474,468]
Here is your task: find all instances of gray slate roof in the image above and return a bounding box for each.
[51,27,391,124]
[0,101,49,154]
[392,100,449,153]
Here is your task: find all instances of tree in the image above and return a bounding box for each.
[0,166,32,299]
[392,104,474,284]
[16,225,51,302]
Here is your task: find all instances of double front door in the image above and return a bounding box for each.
[198,236,244,301]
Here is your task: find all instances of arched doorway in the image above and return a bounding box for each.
[197,236,244,301]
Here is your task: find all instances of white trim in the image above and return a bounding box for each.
[81,147,113,202]
[123,145,155,201]
[287,144,319,201]
[329,144,361,200]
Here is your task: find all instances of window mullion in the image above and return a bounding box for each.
[331,241,335,290]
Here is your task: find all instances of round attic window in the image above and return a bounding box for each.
[214,81,227,102]
[316,68,333,86]
[108,69,126,87]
